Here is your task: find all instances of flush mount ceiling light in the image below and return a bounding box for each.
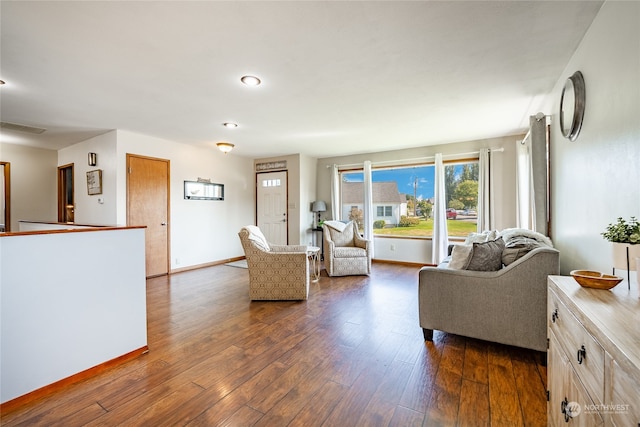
[216,142,235,154]
[240,75,261,86]
[223,122,238,128]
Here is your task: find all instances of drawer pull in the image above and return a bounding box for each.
[577,345,586,364]
[561,397,571,422]
[551,309,559,323]
[561,397,579,422]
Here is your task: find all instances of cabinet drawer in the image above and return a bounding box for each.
[548,290,605,402]
[548,332,604,427]
[609,359,640,427]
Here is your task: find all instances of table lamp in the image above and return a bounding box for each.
[312,201,326,228]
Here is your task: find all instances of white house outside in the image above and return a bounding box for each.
[341,182,407,226]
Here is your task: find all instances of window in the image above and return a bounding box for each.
[261,178,281,187]
[444,161,479,235]
[340,160,479,238]
[376,206,392,217]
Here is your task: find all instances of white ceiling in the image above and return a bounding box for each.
[0,1,603,158]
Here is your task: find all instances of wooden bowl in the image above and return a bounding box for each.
[570,270,623,290]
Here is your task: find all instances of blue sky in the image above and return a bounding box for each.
[343,166,436,200]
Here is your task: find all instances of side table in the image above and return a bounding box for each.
[312,227,324,260]
[306,246,321,282]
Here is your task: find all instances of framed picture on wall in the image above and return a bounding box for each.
[184,180,224,200]
[86,169,102,195]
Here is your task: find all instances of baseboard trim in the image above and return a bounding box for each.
[170,256,246,274]
[372,259,430,267]
[0,345,149,414]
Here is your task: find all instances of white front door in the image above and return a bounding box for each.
[257,171,287,245]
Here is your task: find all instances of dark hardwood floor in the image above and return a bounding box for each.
[0,262,547,426]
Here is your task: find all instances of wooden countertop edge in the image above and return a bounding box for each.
[18,220,115,227]
[0,225,146,238]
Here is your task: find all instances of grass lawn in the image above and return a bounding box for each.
[373,218,476,237]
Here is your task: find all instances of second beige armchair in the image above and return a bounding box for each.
[238,225,309,300]
[323,221,371,277]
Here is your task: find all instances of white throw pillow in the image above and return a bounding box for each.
[449,245,473,269]
[464,230,498,244]
[245,225,270,251]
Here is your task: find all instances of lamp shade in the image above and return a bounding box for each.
[312,200,326,212]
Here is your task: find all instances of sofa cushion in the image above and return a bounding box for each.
[499,228,553,247]
[464,237,505,271]
[502,236,548,266]
[328,222,354,246]
[464,230,498,244]
[448,244,473,269]
[334,246,367,258]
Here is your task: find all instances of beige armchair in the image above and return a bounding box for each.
[238,225,309,300]
[322,221,371,277]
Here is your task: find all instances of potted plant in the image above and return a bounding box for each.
[601,216,640,274]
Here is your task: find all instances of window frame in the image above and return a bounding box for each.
[338,157,480,239]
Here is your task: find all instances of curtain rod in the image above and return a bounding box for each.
[326,147,504,169]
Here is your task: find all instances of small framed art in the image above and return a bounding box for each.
[86,169,103,195]
[184,180,224,200]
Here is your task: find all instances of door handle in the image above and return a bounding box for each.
[161,222,167,226]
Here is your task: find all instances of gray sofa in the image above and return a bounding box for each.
[418,242,559,352]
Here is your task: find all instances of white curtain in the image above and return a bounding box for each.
[363,160,374,258]
[516,135,536,230]
[330,164,340,220]
[477,148,493,232]
[432,153,449,264]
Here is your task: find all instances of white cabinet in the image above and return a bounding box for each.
[547,276,640,426]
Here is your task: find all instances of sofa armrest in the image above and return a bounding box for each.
[353,233,370,250]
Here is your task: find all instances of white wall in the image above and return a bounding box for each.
[58,131,118,225]
[0,143,57,231]
[316,134,522,263]
[374,237,431,265]
[116,130,255,269]
[0,228,147,403]
[545,1,640,275]
[299,153,317,245]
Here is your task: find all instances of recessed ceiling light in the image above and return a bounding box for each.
[223,122,238,128]
[241,75,261,86]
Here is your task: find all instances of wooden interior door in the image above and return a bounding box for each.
[256,171,288,244]
[127,154,170,277]
[57,164,74,223]
[1,162,9,232]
